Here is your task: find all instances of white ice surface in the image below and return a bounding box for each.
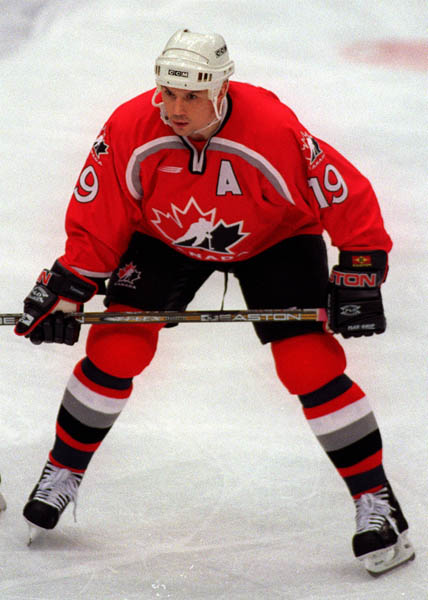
[0,1,426,598]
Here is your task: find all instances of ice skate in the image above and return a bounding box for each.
[352,483,415,576]
[23,460,83,542]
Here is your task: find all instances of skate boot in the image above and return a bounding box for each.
[352,482,415,576]
[23,460,83,541]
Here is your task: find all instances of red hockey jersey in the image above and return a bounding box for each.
[62,81,392,278]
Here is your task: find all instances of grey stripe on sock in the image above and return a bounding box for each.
[62,388,122,429]
[316,412,378,452]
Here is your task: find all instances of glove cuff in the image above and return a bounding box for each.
[338,250,388,271]
[39,260,98,303]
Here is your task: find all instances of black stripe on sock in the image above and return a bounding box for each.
[326,430,382,469]
[346,465,387,497]
[51,437,94,472]
[57,405,111,444]
[81,357,133,390]
[298,374,353,408]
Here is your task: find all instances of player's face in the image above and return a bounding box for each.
[161,86,218,140]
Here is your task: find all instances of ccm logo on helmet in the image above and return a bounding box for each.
[168,69,189,78]
[215,45,227,57]
[330,270,377,287]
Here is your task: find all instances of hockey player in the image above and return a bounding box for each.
[15,29,414,574]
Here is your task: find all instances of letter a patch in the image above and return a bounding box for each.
[216,160,242,196]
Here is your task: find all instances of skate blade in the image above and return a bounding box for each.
[25,520,46,546]
[361,531,415,576]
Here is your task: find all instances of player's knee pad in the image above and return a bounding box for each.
[86,304,163,378]
[271,332,347,395]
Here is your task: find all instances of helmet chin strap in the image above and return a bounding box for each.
[152,88,227,138]
[190,96,227,136]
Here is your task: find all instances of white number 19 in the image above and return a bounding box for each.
[308,164,348,208]
[73,166,99,203]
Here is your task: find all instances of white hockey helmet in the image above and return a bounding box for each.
[153,29,234,119]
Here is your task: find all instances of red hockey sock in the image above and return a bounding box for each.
[271,333,386,497]
[50,356,133,472]
[49,305,165,473]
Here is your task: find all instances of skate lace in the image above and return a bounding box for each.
[33,462,83,518]
[355,487,398,534]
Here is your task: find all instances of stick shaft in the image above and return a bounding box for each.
[1,308,327,326]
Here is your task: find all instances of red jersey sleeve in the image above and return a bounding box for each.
[283,121,392,253]
[230,84,392,255]
[59,115,142,277]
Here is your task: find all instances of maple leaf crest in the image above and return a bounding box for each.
[91,125,109,164]
[150,197,248,255]
[117,262,141,284]
[300,131,324,168]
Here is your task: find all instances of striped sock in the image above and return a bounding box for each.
[299,374,387,498]
[49,357,133,473]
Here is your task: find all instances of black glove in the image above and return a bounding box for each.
[15,260,97,345]
[328,250,388,338]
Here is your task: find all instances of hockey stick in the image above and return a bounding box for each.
[1,308,327,326]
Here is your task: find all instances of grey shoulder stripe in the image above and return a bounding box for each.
[125,136,295,205]
[126,136,183,199]
[210,138,295,205]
